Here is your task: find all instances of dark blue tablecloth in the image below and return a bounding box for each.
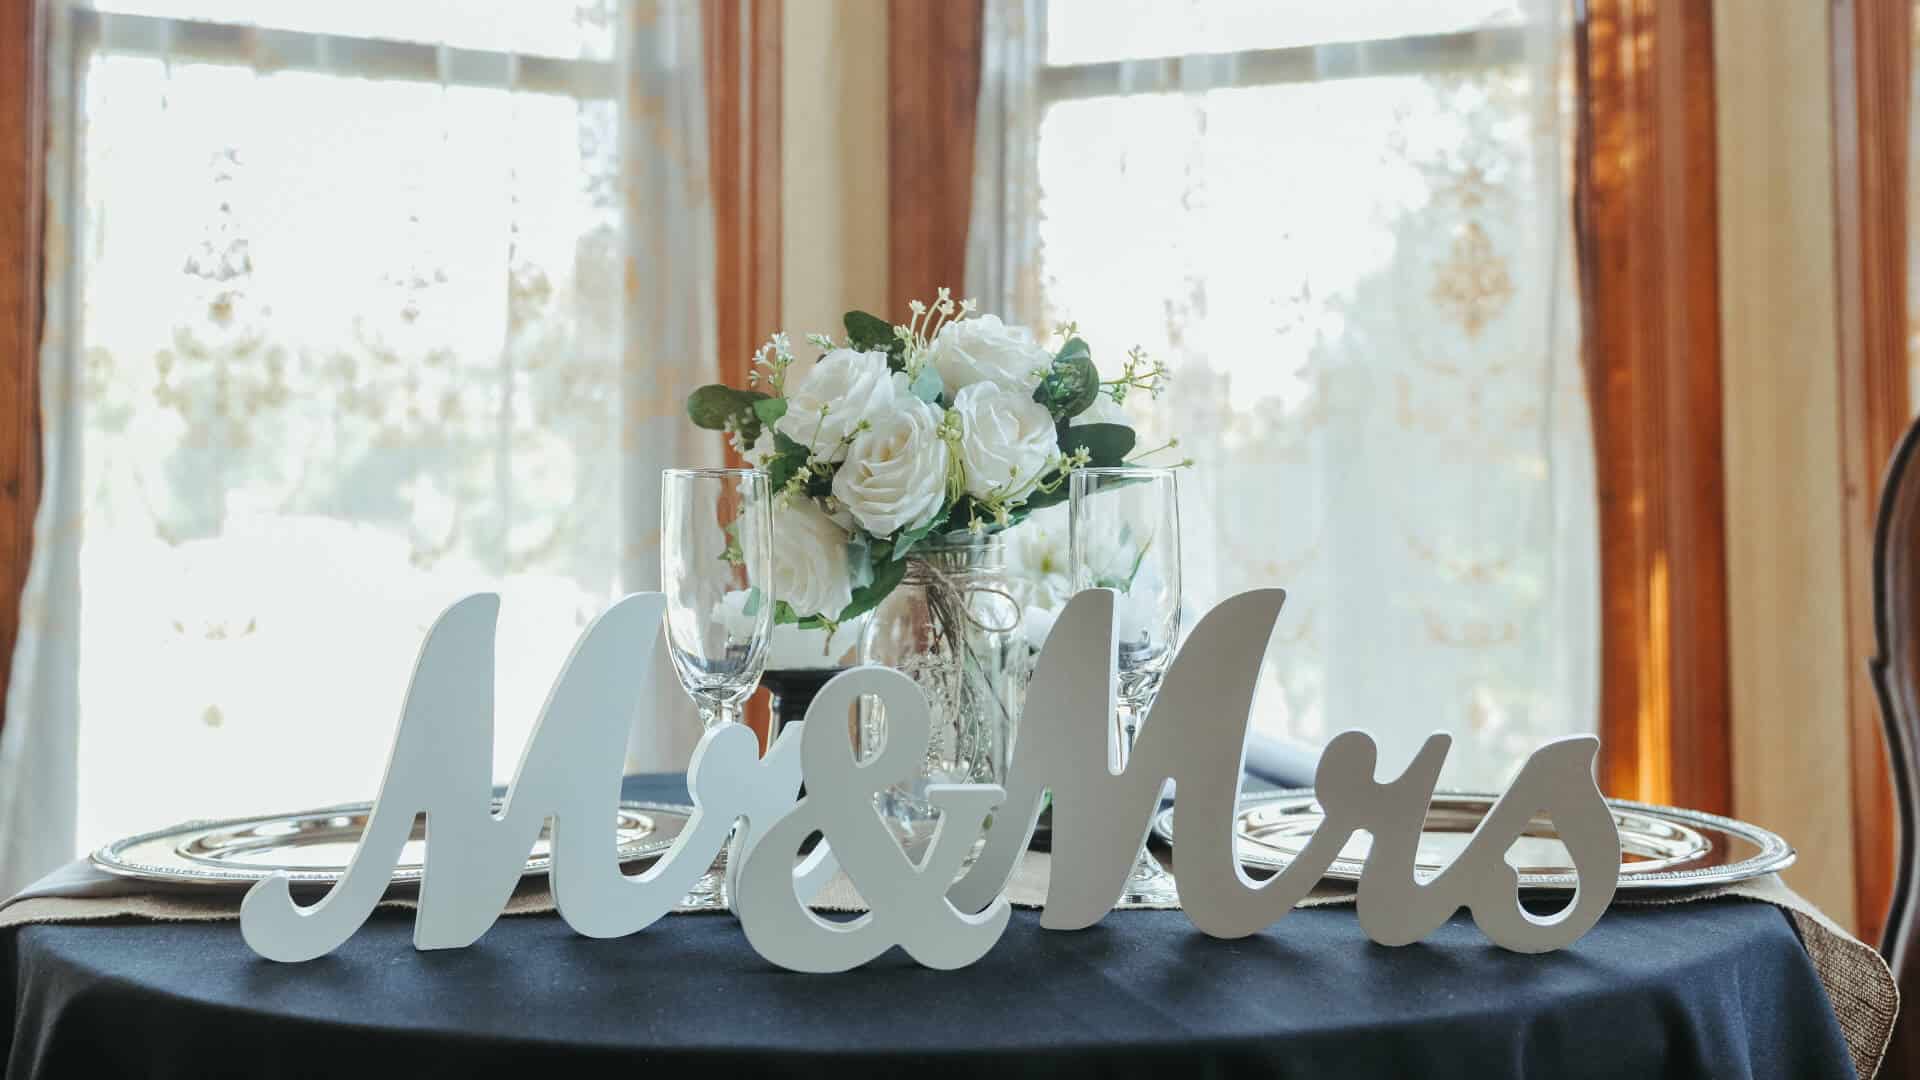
[1,775,1856,1079]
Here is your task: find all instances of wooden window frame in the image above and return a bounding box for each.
[0,0,46,741]
[1831,0,1911,946]
[705,0,782,408]
[1574,1,1730,814]
[704,0,782,746]
[886,0,982,312]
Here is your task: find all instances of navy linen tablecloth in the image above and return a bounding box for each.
[2,775,1857,1079]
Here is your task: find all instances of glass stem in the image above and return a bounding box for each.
[699,701,734,730]
[687,701,742,910]
[1117,696,1167,883]
[1114,698,1146,771]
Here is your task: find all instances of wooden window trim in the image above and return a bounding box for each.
[703,0,781,747]
[1575,1,1731,815]
[885,0,982,313]
[705,0,782,403]
[1831,0,1912,947]
[0,0,47,739]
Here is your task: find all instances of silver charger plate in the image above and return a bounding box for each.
[1152,790,1795,892]
[91,799,692,889]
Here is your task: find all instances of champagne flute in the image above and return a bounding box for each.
[1070,466,1182,906]
[661,466,773,907]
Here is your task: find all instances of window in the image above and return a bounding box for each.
[1020,1,1592,788]
[57,1,660,850]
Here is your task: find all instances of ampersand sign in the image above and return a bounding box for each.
[733,666,1012,973]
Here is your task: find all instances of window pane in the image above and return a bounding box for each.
[1045,0,1522,66]
[1035,68,1592,789]
[72,53,624,848]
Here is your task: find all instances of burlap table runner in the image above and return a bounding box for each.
[0,856,1897,1078]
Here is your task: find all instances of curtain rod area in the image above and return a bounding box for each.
[70,8,617,99]
[1038,26,1529,103]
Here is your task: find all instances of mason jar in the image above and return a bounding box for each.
[858,535,1031,863]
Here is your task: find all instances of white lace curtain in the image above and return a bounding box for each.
[971,0,1596,789]
[0,0,720,894]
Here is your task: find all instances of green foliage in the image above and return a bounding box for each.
[838,554,908,624]
[686,384,771,441]
[1033,337,1100,421]
[1017,483,1067,516]
[890,513,942,561]
[846,532,874,589]
[763,432,810,491]
[909,364,944,404]
[752,396,788,427]
[1059,422,1135,468]
[844,310,906,369]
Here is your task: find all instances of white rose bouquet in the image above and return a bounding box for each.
[686,291,1173,629]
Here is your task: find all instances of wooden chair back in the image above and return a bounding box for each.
[1871,413,1920,1056]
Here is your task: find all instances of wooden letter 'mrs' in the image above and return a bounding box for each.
[948,589,1619,953]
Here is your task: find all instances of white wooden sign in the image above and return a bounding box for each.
[734,666,1011,972]
[240,589,1620,969]
[240,593,836,963]
[948,588,1619,954]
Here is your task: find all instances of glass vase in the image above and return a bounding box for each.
[858,536,1031,863]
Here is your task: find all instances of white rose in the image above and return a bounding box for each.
[832,397,950,537]
[770,495,856,621]
[1006,504,1074,648]
[951,382,1058,500]
[927,314,1052,397]
[774,347,895,460]
[714,589,863,669]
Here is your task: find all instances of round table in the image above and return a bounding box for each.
[0,777,1857,1079]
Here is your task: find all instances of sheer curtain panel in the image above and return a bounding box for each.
[971,0,1596,790]
[0,0,719,895]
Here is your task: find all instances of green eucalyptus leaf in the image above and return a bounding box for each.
[909,364,944,404]
[752,396,788,427]
[686,384,752,430]
[846,533,874,589]
[891,514,941,560]
[844,310,905,369]
[764,433,810,491]
[1034,338,1100,421]
[834,554,908,624]
[1059,422,1136,467]
[940,499,973,534]
[1020,482,1068,513]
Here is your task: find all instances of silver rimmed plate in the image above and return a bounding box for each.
[1151,791,1795,891]
[91,800,692,889]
